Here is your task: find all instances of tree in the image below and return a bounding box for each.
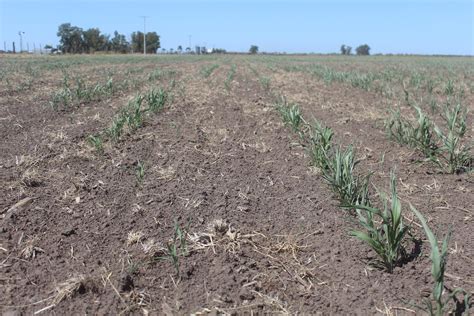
[131,31,144,53]
[131,31,160,53]
[111,31,129,53]
[249,45,258,54]
[57,23,84,53]
[146,32,160,53]
[177,45,183,53]
[340,44,352,55]
[340,44,347,55]
[356,44,370,55]
[83,28,109,53]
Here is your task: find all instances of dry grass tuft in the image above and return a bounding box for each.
[20,168,42,187]
[52,275,86,305]
[19,237,44,259]
[188,219,256,254]
[126,231,145,247]
[141,238,167,256]
[155,165,176,181]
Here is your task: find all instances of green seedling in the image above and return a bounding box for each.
[412,105,437,158]
[107,116,126,142]
[276,99,303,133]
[125,96,144,131]
[87,134,103,154]
[444,79,455,96]
[348,172,409,273]
[308,120,333,171]
[385,105,437,158]
[433,103,472,173]
[146,88,167,113]
[136,160,145,183]
[259,76,271,91]
[201,64,219,78]
[157,222,188,277]
[50,87,72,110]
[323,145,370,206]
[224,64,236,91]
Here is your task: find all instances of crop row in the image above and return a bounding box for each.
[274,96,471,315]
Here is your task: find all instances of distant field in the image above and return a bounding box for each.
[1,54,473,314]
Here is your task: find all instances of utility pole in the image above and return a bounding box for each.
[140,16,149,55]
[3,41,6,52]
[188,35,192,50]
[18,31,24,52]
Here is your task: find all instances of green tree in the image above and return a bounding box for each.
[146,32,160,53]
[57,23,84,53]
[131,31,143,53]
[356,44,371,55]
[111,31,129,53]
[340,44,352,55]
[131,31,160,54]
[249,45,259,54]
[340,44,347,55]
[83,28,109,53]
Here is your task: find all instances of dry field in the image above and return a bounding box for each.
[0,54,473,314]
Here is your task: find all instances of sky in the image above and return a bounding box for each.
[0,0,473,55]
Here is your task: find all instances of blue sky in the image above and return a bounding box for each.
[0,0,473,55]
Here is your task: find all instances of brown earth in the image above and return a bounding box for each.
[1,56,473,315]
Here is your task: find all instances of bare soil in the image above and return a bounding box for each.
[1,56,473,315]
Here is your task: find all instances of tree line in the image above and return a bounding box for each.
[341,44,371,55]
[57,23,160,54]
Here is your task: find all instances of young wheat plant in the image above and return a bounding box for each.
[323,145,370,206]
[433,103,472,173]
[275,98,303,133]
[410,205,471,315]
[308,120,333,171]
[348,172,409,272]
[156,222,188,277]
